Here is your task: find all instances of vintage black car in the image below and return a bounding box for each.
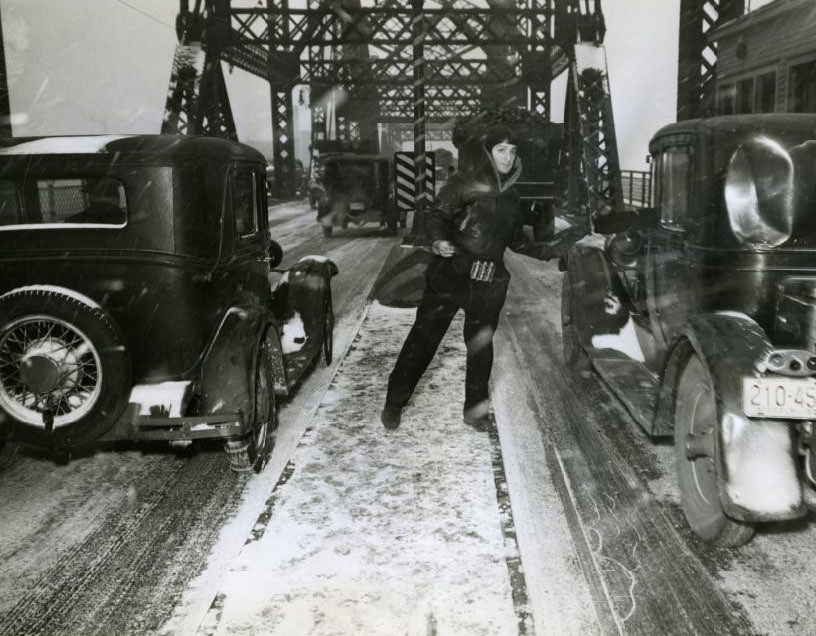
[0,135,337,472]
[562,114,816,546]
[316,153,402,236]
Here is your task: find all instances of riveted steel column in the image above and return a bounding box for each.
[268,0,297,198]
[677,0,744,120]
[404,0,428,246]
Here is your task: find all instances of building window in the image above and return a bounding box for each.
[718,84,735,115]
[736,77,755,114]
[790,60,816,112]
[755,71,776,113]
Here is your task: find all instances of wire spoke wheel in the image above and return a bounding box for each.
[0,288,131,448]
[675,353,755,547]
[0,315,103,427]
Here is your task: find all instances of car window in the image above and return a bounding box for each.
[0,177,127,228]
[232,170,257,238]
[658,146,691,230]
[336,162,374,178]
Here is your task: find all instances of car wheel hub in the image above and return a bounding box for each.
[20,355,61,393]
[0,317,101,426]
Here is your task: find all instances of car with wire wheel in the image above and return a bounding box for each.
[561,114,816,546]
[0,134,337,472]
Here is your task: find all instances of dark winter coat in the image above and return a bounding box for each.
[426,148,542,281]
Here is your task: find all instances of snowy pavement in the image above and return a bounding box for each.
[164,302,542,636]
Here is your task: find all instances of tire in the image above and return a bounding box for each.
[674,353,755,547]
[322,288,334,366]
[224,334,277,473]
[322,225,333,238]
[560,273,591,372]
[0,288,131,447]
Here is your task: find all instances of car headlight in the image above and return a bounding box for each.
[724,136,794,248]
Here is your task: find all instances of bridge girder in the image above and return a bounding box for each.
[226,1,562,125]
[677,0,745,120]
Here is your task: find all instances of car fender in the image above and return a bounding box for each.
[659,312,803,521]
[285,257,337,332]
[565,239,632,347]
[199,305,281,417]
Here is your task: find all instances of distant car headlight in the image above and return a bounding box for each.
[724,136,794,248]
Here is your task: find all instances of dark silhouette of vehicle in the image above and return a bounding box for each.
[0,135,337,472]
[315,153,401,236]
[561,114,816,546]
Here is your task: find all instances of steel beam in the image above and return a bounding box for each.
[404,0,429,245]
[227,1,558,125]
[268,0,297,199]
[677,0,745,120]
[162,0,237,139]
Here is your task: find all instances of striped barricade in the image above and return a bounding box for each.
[394,151,436,210]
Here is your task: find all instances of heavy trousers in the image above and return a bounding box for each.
[385,258,509,414]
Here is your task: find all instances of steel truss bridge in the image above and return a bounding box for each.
[0,0,746,220]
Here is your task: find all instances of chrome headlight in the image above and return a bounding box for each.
[724,136,794,248]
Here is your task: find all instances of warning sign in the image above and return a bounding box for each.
[394,151,435,210]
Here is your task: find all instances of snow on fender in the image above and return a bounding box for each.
[682,312,803,521]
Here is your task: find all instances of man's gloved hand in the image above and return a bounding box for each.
[432,240,456,258]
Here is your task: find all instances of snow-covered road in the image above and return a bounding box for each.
[2,203,816,636]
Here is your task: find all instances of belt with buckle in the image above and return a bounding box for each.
[469,260,496,282]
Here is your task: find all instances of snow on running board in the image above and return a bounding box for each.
[128,381,191,417]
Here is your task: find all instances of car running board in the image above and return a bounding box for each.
[589,350,661,436]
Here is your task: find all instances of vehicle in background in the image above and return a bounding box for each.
[0,134,337,472]
[307,153,326,209]
[315,153,401,237]
[561,114,816,546]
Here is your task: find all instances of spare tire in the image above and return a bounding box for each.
[0,287,132,448]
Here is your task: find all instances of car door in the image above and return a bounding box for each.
[644,139,699,348]
[227,163,270,306]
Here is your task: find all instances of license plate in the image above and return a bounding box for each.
[349,202,364,211]
[742,376,816,419]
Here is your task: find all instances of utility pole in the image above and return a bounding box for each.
[403,0,428,246]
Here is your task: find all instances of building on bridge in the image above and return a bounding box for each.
[710,0,816,115]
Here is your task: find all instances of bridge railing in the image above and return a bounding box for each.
[619,170,651,209]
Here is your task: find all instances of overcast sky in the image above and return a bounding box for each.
[0,0,768,169]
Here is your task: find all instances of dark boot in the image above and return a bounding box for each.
[380,405,402,430]
[463,404,490,432]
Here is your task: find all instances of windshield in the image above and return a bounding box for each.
[333,162,375,179]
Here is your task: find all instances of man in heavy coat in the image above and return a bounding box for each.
[381,124,546,431]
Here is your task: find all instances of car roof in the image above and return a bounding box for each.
[0,134,266,165]
[650,114,816,147]
[323,153,390,162]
